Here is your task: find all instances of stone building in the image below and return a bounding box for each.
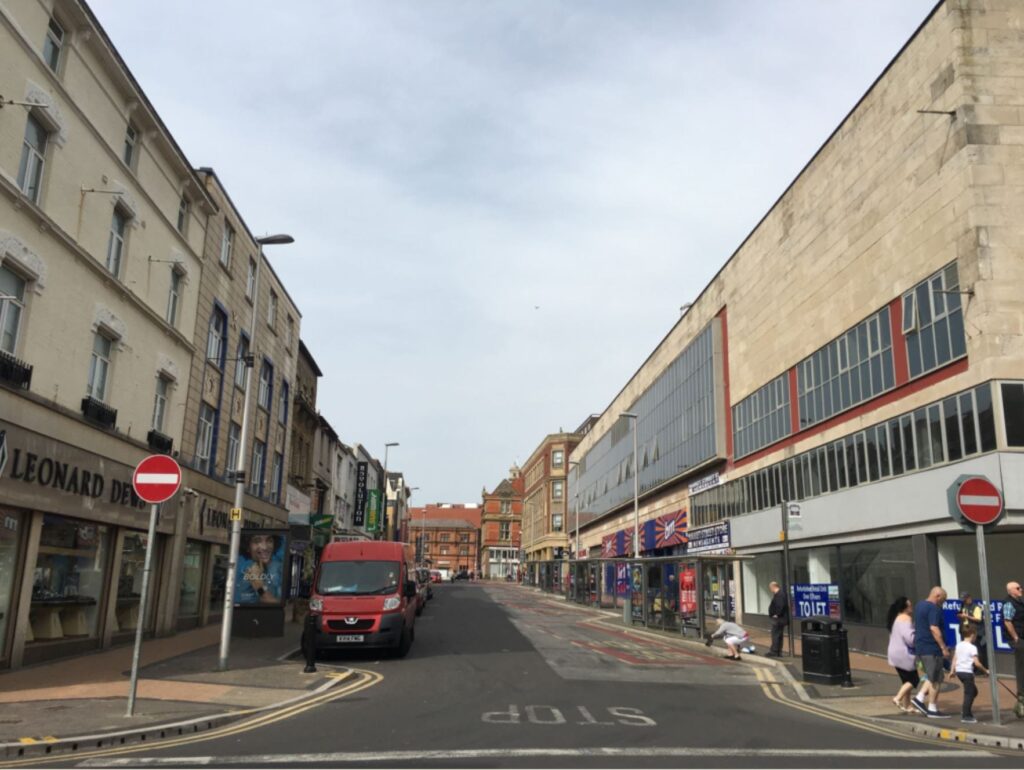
[521,429,584,581]
[571,0,1024,654]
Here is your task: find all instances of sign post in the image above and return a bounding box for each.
[780,502,799,657]
[126,455,181,717]
[948,474,1005,727]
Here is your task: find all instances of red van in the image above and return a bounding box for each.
[306,541,418,657]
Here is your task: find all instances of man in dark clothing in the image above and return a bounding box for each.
[766,581,789,657]
[1001,581,1024,718]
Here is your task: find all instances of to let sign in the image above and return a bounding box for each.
[132,455,181,505]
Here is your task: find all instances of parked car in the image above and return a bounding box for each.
[304,540,418,659]
[452,569,470,581]
[429,570,443,584]
[416,568,433,602]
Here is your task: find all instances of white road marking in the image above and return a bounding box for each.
[80,746,990,766]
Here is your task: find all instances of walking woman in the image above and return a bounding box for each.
[887,596,919,712]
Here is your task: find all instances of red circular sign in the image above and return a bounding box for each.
[132,454,182,504]
[956,477,1004,527]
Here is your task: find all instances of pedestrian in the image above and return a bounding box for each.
[954,625,989,724]
[766,581,789,657]
[886,596,917,713]
[1001,581,1024,718]
[706,617,749,661]
[910,586,952,718]
[957,591,986,672]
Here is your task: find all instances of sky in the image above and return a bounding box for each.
[92,0,938,504]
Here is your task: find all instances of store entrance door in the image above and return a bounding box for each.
[702,561,733,622]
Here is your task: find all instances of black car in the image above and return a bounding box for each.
[452,570,470,581]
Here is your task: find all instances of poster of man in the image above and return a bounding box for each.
[235,529,289,606]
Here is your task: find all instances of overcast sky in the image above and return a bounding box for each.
[93,0,937,504]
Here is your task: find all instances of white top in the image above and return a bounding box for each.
[954,640,978,674]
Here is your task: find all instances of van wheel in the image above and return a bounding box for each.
[394,624,413,658]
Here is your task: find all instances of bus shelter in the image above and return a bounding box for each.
[528,555,745,641]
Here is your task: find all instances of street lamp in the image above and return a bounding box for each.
[219,233,294,672]
[620,412,639,559]
[380,442,398,539]
[407,487,420,556]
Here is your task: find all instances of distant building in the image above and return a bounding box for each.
[480,466,524,579]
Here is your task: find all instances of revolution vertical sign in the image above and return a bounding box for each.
[353,461,368,527]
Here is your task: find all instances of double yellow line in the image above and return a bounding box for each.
[1,668,383,768]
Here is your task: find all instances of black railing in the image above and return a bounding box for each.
[81,396,117,429]
[147,429,173,454]
[0,349,32,390]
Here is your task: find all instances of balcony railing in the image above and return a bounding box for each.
[81,396,117,429]
[0,349,32,390]
[147,429,174,454]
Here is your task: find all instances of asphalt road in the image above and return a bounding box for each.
[64,583,1021,768]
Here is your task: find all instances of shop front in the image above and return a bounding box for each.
[0,420,175,668]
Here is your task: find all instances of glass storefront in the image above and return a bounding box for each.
[114,532,158,635]
[938,532,1024,602]
[742,552,783,615]
[0,510,24,659]
[839,537,916,626]
[30,514,112,642]
[208,543,228,619]
[179,540,204,620]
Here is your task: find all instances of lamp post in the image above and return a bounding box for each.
[620,412,639,559]
[407,486,420,556]
[219,233,293,672]
[380,442,398,539]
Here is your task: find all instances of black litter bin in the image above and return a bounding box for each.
[801,617,851,686]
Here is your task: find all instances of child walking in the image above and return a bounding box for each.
[954,626,989,724]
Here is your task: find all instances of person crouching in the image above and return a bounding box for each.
[706,617,749,661]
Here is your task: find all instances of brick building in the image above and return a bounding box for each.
[407,504,482,573]
[521,429,584,573]
[480,467,524,579]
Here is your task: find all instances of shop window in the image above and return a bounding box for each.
[838,537,916,627]
[30,515,112,642]
[115,532,157,634]
[976,384,997,452]
[208,544,228,617]
[0,510,24,658]
[741,552,783,615]
[791,546,839,587]
[937,532,1024,603]
[1004,383,1024,447]
[179,540,204,618]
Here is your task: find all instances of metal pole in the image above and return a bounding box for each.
[977,525,1002,726]
[631,419,639,559]
[126,503,159,716]
[219,246,264,671]
[781,501,794,657]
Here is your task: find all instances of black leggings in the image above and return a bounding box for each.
[957,672,977,718]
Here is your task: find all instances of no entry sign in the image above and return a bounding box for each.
[132,454,182,504]
[956,477,1004,526]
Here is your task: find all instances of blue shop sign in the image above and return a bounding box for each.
[791,583,841,619]
[942,599,1012,653]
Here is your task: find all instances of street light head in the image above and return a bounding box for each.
[385,442,399,448]
[256,234,294,246]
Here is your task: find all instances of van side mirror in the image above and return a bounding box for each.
[404,581,417,598]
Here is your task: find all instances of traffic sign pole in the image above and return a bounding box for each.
[126,502,159,717]
[977,524,1001,726]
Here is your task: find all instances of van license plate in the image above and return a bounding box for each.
[337,634,364,643]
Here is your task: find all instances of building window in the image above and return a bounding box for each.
[500,500,511,514]
[499,522,510,540]
[268,290,278,328]
[0,265,27,355]
[279,381,289,424]
[87,332,113,402]
[552,449,564,468]
[1004,383,1024,447]
[220,224,234,268]
[440,533,450,542]
[258,359,273,409]
[152,375,170,432]
[797,307,894,431]
[246,257,257,300]
[903,262,966,379]
[839,537,916,627]
[206,308,227,368]
[271,452,283,502]
[177,195,190,235]
[250,440,266,495]
[166,268,183,326]
[551,480,564,501]
[552,514,563,532]
[42,17,64,72]
[17,115,48,204]
[195,404,216,474]
[234,335,249,389]
[734,373,791,459]
[226,422,241,472]
[123,123,138,168]
[106,208,128,278]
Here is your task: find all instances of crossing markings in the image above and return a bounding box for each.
[3,669,383,768]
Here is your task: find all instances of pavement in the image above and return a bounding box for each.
[544,586,1024,752]
[0,621,337,760]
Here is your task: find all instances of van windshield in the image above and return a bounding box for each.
[317,560,401,596]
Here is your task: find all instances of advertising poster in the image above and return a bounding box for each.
[234,528,289,607]
[630,564,644,622]
[616,563,630,596]
[366,489,381,532]
[686,521,731,555]
[679,565,698,617]
[791,584,841,619]
[942,599,1011,652]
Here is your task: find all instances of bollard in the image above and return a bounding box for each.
[302,613,317,674]
[840,627,855,688]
